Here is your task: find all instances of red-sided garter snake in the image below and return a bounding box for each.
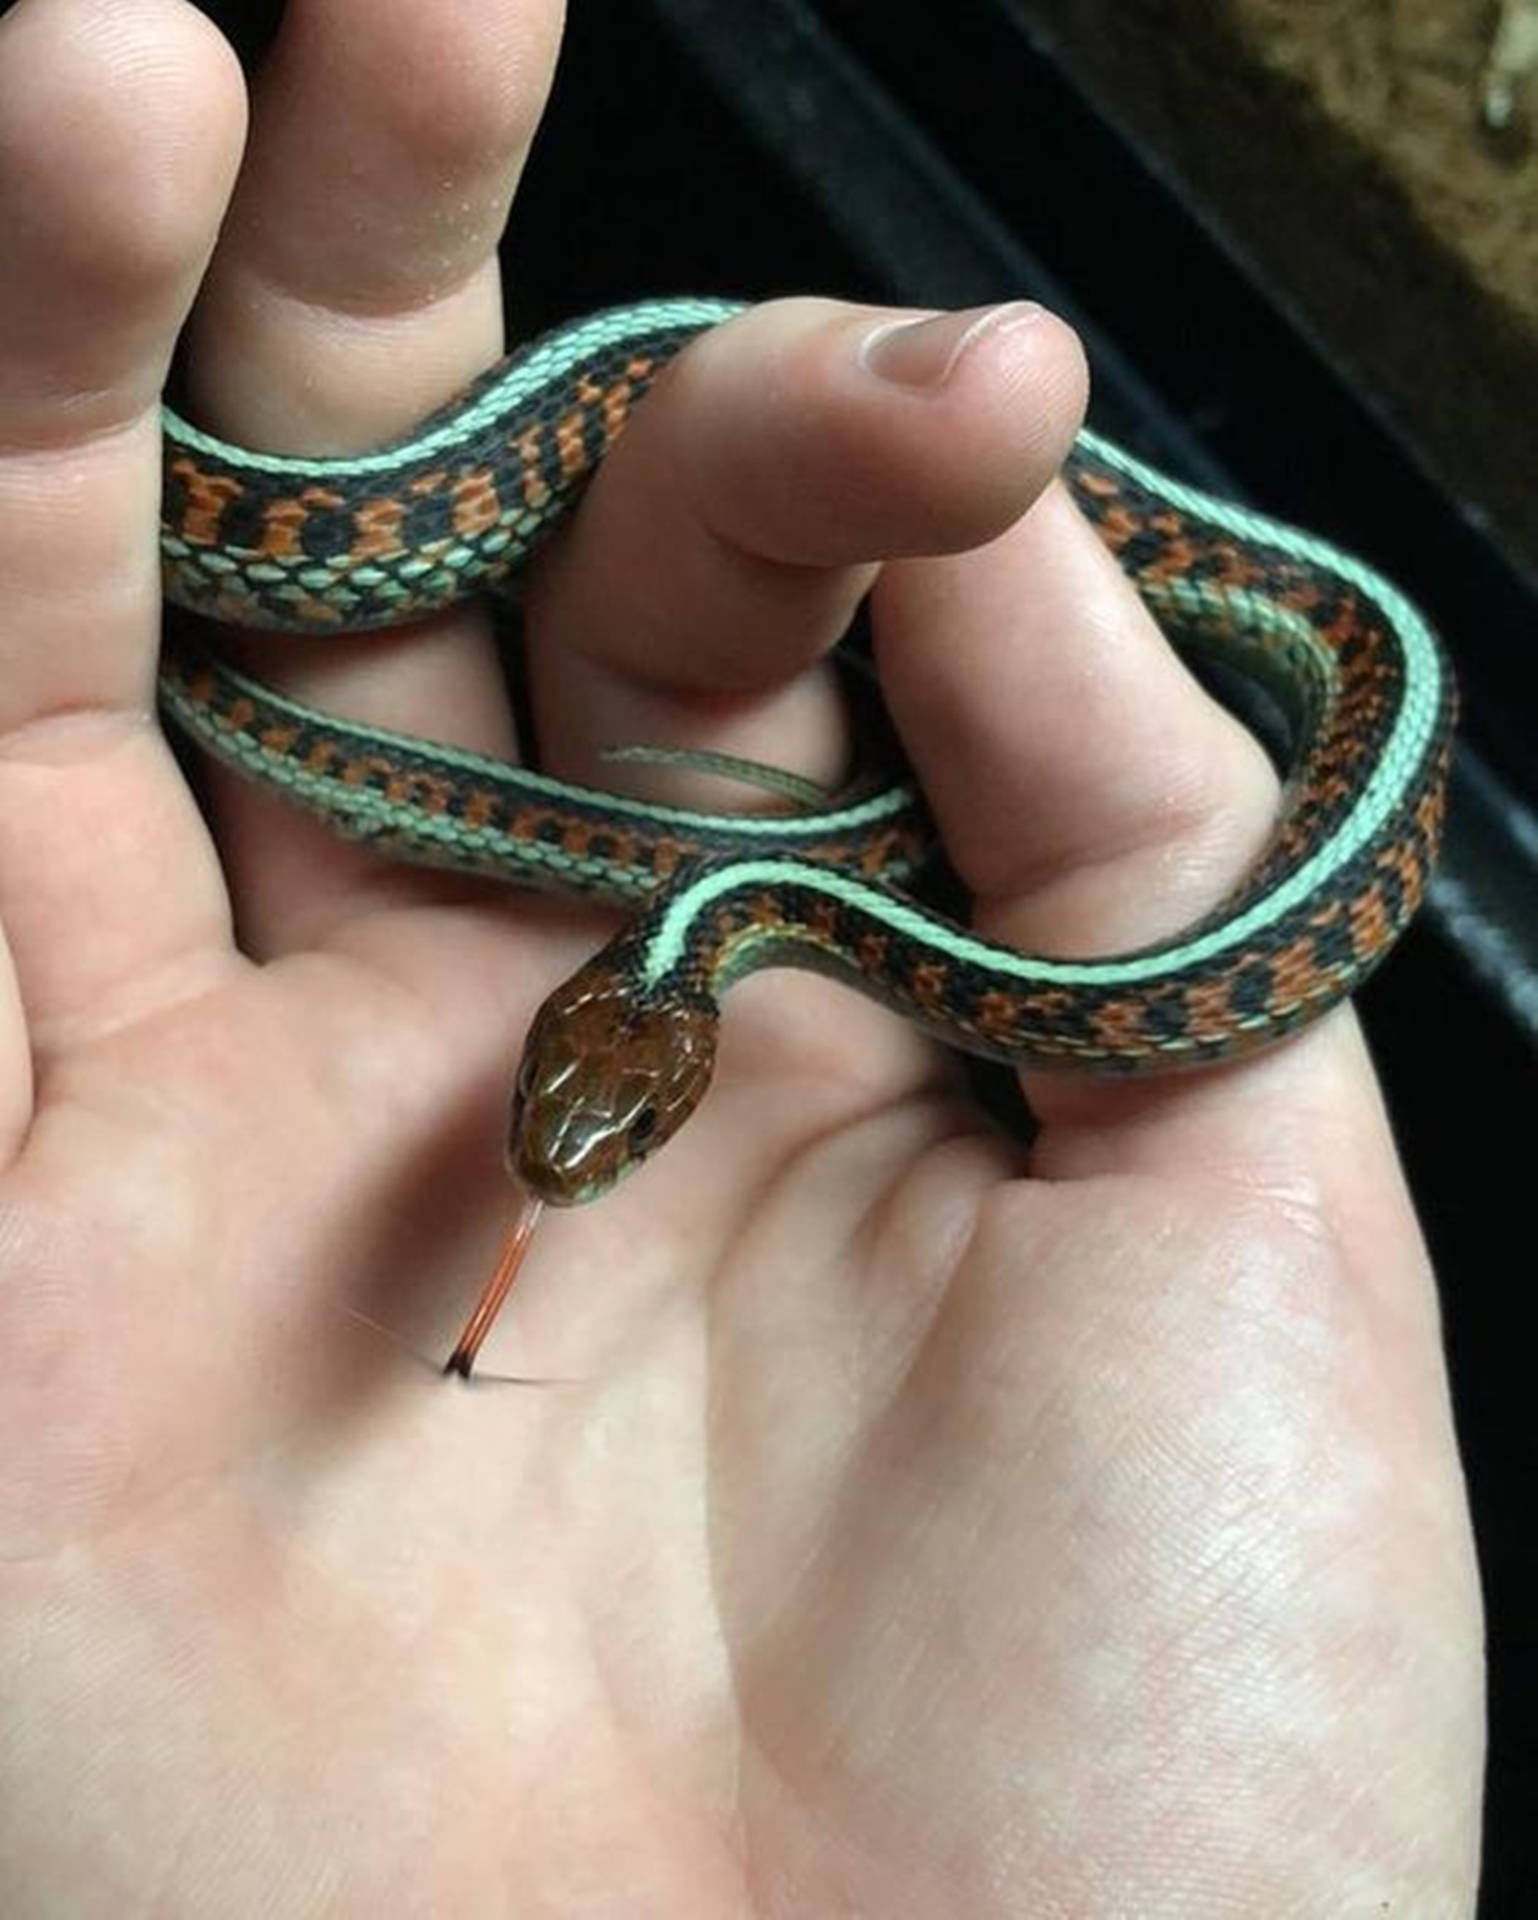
[158,297,1455,1370]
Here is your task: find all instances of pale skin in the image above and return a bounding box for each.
[0,0,1483,1913]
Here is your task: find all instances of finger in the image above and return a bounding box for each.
[179,0,564,954]
[881,483,1279,943]
[525,299,1089,804]
[874,477,1292,1142]
[0,0,246,1137]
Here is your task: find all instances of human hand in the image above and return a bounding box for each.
[0,1,1482,1912]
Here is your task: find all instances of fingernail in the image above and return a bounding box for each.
[859,300,1044,389]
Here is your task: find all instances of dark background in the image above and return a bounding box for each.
[8,0,1534,1908]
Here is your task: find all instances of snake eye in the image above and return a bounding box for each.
[627,1103,659,1150]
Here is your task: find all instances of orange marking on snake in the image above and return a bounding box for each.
[338,753,399,790]
[806,894,839,942]
[302,737,346,776]
[971,986,1064,1043]
[1415,778,1447,846]
[856,931,890,975]
[451,469,501,539]
[1183,977,1238,1040]
[853,830,904,875]
[1210,541,1268,590]
[515,428,550,510]
[918,959,956,1013]
[1096,503,1141,552]
[1347,881,1393,960]
[460,787,498,830]
[1267,933,1339,1009]
[254,498,307,561]
[1376,835,1423,893]
[554,409,588,480]
[397,769,456,815]
[1089,999,1151,1050]
[169,457,243,545]
[600,378,634,440]
[351,497,407,559]
[602,825,640,871]
[1138,534,1198,583]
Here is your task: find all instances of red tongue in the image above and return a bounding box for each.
[444,1189,545,1379]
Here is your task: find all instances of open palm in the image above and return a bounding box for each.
[0,2,1482,1913]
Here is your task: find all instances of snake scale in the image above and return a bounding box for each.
[156,297,1454,1367]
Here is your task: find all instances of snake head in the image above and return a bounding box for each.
[507,957,720,1206]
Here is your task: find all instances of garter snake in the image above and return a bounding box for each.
[159,297,1455,1229]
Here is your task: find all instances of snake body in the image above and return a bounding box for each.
[162,297,743,631]
[159,298,1454,1206]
